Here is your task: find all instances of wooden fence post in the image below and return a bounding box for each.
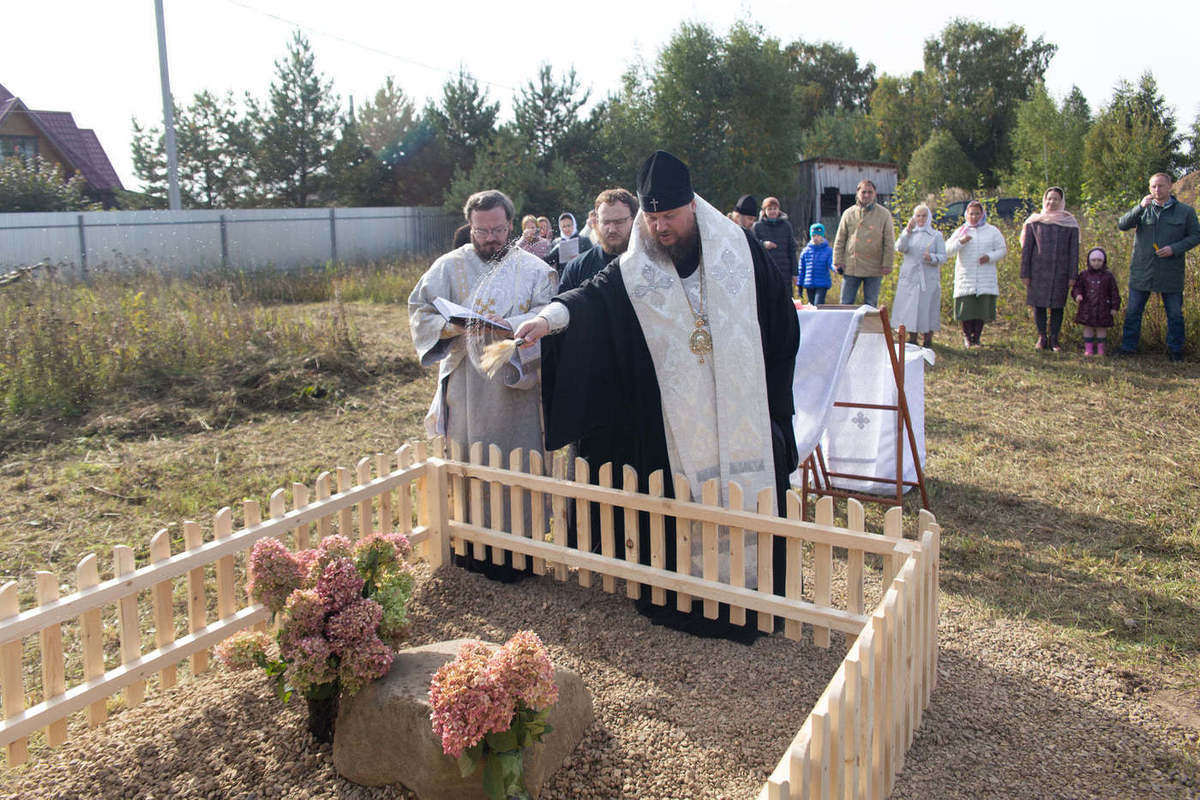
[647,470,665,606]
[376,453,392,535]
[425,457,450,570]
[490,445,506,568]
[469,443,486,563]
[213,508,236,619]
[76,554,107,727]
[397,446,414,537]
[846,498,866,617]
[182,521,209,674]
[700,479,719,618]
[785,491,805,642]
[552,452,569,581]
[35,571,67,746]
[113,546,145,708]
[315,473,332,541]
[574,458,591,587]
[673,473,691,612]
[756,488,775,634]
[812,496,834,648]
[149,530,178,691]
[357,457,373,538]
[337,467,353,539]
[1,581,29,765]
[528,450,546,576]
[293,482,311,550]
[269,488,287,543]
[727,482,746,627]
[623,465,641,599]
[509,449,528,573]
[596,463,616,593]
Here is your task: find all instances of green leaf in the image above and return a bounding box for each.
[487,727,519,753]
[481,756,506,800]
[458,743,483,778]
[498,749,525,791]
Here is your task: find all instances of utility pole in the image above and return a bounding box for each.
[154,0,182,210]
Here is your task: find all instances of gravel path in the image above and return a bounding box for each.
[2,565,1197,799]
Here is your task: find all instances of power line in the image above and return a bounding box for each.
[220,0,517,94]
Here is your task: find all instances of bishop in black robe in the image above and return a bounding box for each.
[540,225,799,626]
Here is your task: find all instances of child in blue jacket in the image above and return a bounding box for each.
[798,223,834,305]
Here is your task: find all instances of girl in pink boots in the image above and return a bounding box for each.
[1073,247,1121,356]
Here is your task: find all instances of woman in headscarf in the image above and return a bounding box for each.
[891,203,946,347]
[946,200,1007,348]
[1020,186,1080,351]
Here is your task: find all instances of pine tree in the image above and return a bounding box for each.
[250,31,339,207]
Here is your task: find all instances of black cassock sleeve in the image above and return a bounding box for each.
[540,263,672,487]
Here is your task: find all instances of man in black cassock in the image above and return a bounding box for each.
[516,151,799,640]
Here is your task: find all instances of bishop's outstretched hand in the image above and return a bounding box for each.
[514,316,549,348]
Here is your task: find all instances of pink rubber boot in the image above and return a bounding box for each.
[1083,341,1095,356]
[1096,341,1106,357]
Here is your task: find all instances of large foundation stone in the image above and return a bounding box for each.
[332,639,593,798]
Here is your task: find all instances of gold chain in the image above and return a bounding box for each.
[682,267,713,363]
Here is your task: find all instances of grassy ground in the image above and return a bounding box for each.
[1,249,1197,765]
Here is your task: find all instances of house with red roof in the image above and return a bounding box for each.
[0,82,123,204]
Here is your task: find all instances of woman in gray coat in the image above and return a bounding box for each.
[1020,186,1079,351]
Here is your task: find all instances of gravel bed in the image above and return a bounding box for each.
[2,564,1197,799]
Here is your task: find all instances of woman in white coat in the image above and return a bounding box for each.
[946,200,1006,347]
[892,204,946,347]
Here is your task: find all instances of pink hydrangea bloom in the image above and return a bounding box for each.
[247,538,305,613]
[429,642,515,758]
[337,633,394,695]
[278,588,326,648]
[492,631,558,711]
[325,598,384,652]
[284,635,337,691]
[295,548,321,582]
[316,557,364,613]
[214,631,271,671]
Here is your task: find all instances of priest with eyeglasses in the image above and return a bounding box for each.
[515,150,799,641]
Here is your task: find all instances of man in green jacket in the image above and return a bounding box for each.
[1118,172,1200,361]
[833,180,895,307]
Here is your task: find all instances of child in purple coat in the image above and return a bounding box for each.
[1073,247,1121,356]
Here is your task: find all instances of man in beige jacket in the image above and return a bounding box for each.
[833,180,895,306]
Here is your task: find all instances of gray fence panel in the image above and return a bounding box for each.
[0,207,458,273]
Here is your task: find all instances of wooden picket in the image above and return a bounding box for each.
[0,435,937,800]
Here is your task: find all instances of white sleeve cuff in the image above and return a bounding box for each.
[537,301,570,333]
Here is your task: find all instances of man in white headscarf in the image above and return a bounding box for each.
[516,151,799,639]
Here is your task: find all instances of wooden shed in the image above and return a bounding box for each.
[790,157,899,238]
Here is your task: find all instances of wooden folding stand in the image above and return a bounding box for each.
[798,304,930,519]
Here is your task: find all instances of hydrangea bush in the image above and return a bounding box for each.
[217,532,415,700]
[429,631,559,800]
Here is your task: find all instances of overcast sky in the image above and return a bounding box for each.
[3,1,1196,192]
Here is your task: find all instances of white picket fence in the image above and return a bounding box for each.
[0,206,459,273]
[0,437,939,798]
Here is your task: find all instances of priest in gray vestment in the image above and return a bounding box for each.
[409,190,557,578]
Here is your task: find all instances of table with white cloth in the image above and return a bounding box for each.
[790,307,932,495]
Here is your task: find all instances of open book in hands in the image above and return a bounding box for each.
[432,297,513,332]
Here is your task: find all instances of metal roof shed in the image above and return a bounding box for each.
[791,157,898,237]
